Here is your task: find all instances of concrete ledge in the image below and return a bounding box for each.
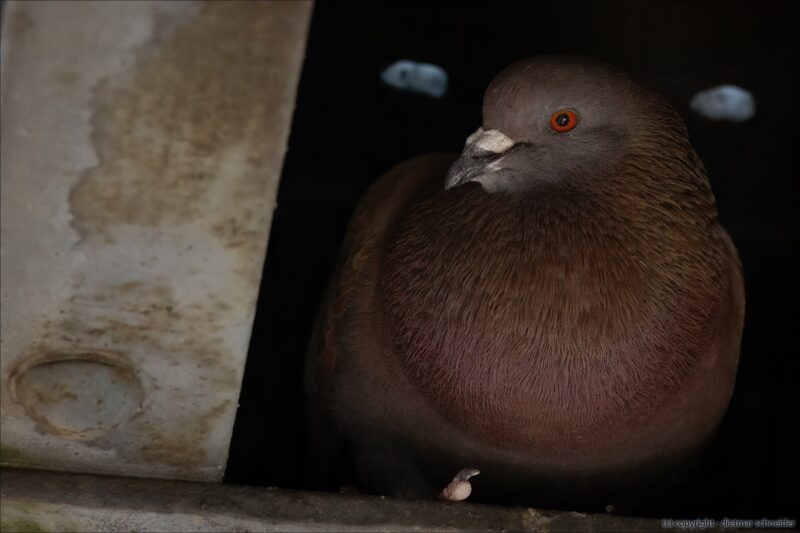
[1,0,311,482]
[0,467,668,532]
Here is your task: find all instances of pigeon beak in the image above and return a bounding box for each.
[445,127,516,190]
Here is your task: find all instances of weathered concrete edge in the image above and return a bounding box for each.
[0,467,672,533]
[0,0,313,482]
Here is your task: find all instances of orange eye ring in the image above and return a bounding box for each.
[549,109,578,133]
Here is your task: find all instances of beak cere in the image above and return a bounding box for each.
[445,127,516,190]
[468,127,515,154]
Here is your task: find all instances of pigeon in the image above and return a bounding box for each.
[305,56,745,511]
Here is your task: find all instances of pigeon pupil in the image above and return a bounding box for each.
[556,113,570,126]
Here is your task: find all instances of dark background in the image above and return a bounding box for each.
[226,1,799,519]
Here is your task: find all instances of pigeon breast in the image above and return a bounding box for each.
[378,130,728,449]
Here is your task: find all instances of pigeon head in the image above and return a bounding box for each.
[445,56,690,193]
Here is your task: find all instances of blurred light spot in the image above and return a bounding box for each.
[381,60,448,98]
[690,85,755,122]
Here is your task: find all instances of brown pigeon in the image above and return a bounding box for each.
[305,56,744,511]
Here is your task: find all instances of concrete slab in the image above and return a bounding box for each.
[0,468,667,533]
[0,0,312,481]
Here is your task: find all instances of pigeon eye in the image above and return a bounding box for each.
[549,109,578,133]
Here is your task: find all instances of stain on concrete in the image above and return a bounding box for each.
[15,279,240,472]
[69,1,291,268]
[9,352,145,441]
[0,519,47,533]
[9,7,34,39]
[52,69,79,86]
[136,400,231,468]
[0,444,24,464]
